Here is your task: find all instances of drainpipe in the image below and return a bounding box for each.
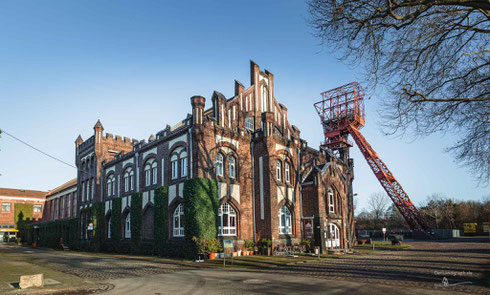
[188,127,193,178]
[251,139,256,242]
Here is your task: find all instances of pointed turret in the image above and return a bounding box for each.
[75,135,83,147]
[93,119,104,131]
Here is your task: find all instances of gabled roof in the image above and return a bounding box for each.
[0,188,47,199]
[46,178,77,196]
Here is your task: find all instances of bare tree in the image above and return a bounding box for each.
[368,192,390,220]
[307,0,490,184]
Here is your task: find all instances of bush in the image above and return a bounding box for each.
[258,238,272,249]
[205,238,223,253]
[130,193,142,253]
[192,236,207,254]
[244,239,255,251]
[154,186,168,255]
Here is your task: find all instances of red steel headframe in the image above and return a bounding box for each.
[315,82,429,233]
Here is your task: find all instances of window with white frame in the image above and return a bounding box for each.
[180,156,187,177]
[124,168,134,192]
[245,117,254,131]
[152,161,157,184]
[33,204,42,213]
[2,202,11,212]
[173,204,184,237]
[278,206,292,234]
[145,162,151,186]
[228,156,236,179]
[107,175,115,196]
[219,203,236,236]
[124,213,131,239]
[328,187,335,213]
[107,217,111,239]
[276,160,282,181]
[285,162,290,183]
[170,154,178,179]
[216,153,223,177]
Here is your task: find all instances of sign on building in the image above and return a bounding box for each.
[463,223,477,234]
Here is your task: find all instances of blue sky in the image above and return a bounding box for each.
[0,1,487,211]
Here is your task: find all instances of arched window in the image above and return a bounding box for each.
[124,213,131,239]
[180,152,188,178]
[276,160,282,181]
[144,158,156,186]
[173,204,184,237]
[171,154,178,179]
[124,168,134,192]
[107,175,115,196]
[228,156,236,179]
[219,203,236,236]
[285,162,290,184]
[216,153,223,177]
[145,161,151,186]
[152,161,158,184]
[328,187,335,213]
[278,206,292,234]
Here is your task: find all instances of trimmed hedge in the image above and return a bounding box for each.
[25,218,78,249]
[154,186,168,256]
[15,204,34,240]
[183,178,219,258]
[130,193,142,253]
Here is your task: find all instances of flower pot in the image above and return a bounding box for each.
[218,253,224,258]
[232,251,238,257]
[208,252,216,260]
[243,250,248,256]
[250,250,255,255]
[237,250,242,256]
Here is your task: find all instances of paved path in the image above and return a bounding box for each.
[1,239,489,294]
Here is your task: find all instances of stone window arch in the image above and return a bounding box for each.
[124,167,134,192]
[106,174,115,197]
[144,158,157,187]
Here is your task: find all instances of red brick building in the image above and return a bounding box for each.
[43,178,78,222]
[0,188,47,241]
[73,61,355,251]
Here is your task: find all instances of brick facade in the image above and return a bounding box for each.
[72,61,355,251]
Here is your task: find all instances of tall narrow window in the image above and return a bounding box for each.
[328,188,335,213]
[87,181,91,201]
[173,204,184,237]
[276,160,282,181]
[278,206,292,234]
[130,170,134,190]
[124,213,131,238]
[107,217,112,239]
[107,175,115,196]
[145,163,151,186]
[91,178,94,200]
[81,182,85,201]
[124,168,133,192]
[181,156,188,177]
[228,156,236,179]
[219,203,237,236]
[216,153,223,177]
[285,162,290,184]
[152,161,158,184]
[171,154,178,179]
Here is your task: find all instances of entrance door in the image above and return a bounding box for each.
[326,223,340,248]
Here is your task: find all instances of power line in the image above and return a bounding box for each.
[0,128,77,169]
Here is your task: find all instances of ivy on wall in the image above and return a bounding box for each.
[92,202,105,251]
[183,178,219,258]
[15,203,34,240]
[111,198,122,242]
[154,186,168,255]
[130,193,142,253]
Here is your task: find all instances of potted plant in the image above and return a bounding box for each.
[301,239,312,253]
[245,239,255,255]
[259,238,272,256]
[192,236,206,261]
[205,238,222,260]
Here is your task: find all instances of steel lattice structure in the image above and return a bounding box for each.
[314,82,430,233]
